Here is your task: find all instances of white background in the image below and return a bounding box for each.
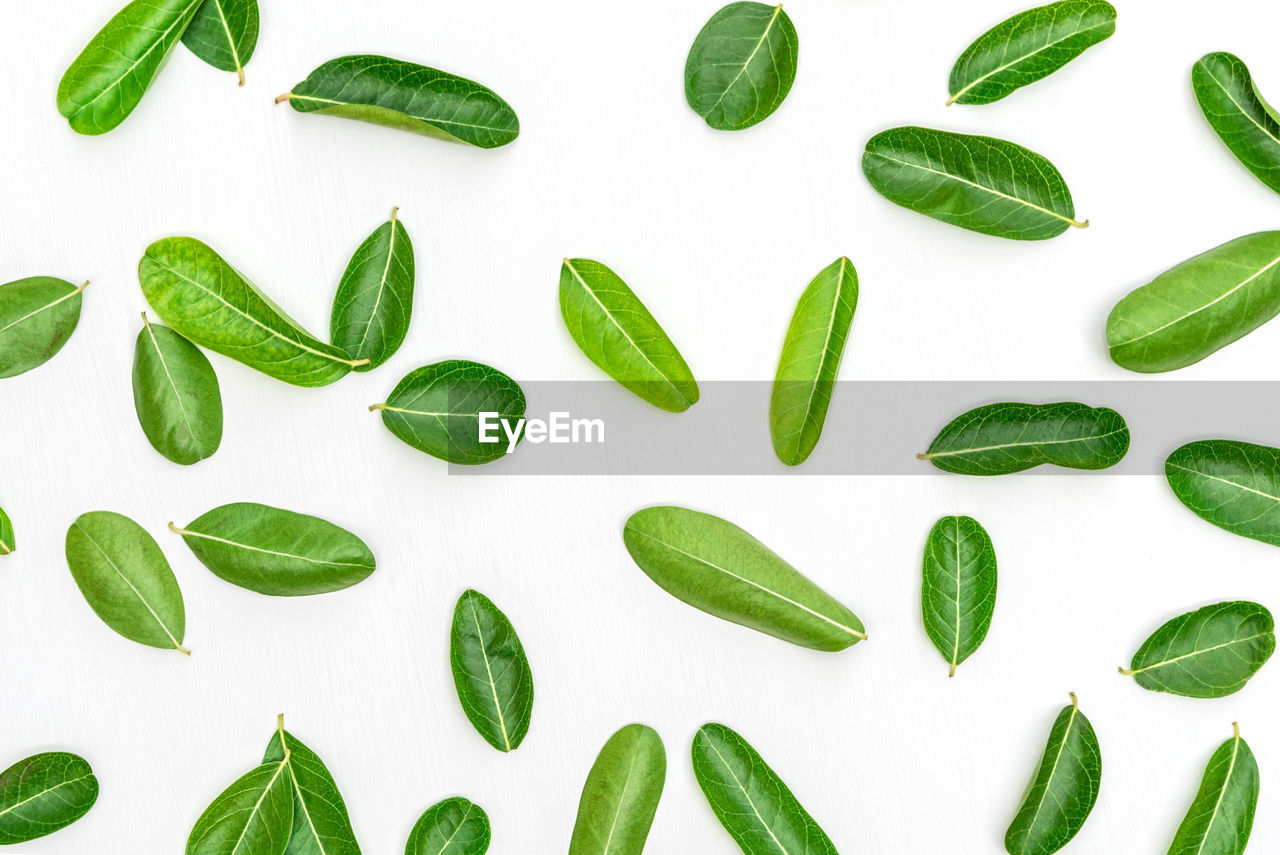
[2,0,1280,852]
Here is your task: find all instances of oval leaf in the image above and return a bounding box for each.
[187,755,294,855]
[684,2,798,130]
[1166,724,1258,855]
[406,798,490,855]
[862,126,1087,241]
[331,208,415,371]
[182,0,260,85]
[1121,601,1275,699]
[1166,439,1280,546]
[569,724,666,855]
[623,505,865,651]
[1005,694,1101,855]
[171,502,375,596]
[0,505,12,555]
[450,590,534,753]
[263,720,361,855]
[922,515,997,676]
[0,752,98,844]
[1193,52,1280,196]
[133,314,223,466]
[559,259,699,413]
[920,401,1129,475]
[0,277,86,379]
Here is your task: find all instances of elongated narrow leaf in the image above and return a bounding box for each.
[263,719,361,855]
[569,724,666,855]
[1121,601,1275,699]
[1193,53,1280,196]
[1166,724,1258,855]
[56,0,202,135]
[372,360,527,465]
[922,515,997,676]
[920,401,1129,475]
[187,754,294,855]
[0,753,98,844]
[0,506,12,555]
[1107,231,1280,373]
[140,237,365,387]
[450,590,533,753]
[133,314,223,465]
[278,56,519,148]
[331,208,415,371]
[623,506,865,651]
[171,502,375,596]
[947,0,1116,106]
[692,723,837,855]
[684,2,798,130]
[182,0,260,85]
[1166,440,1280,547]
[0,277,87,379]
[862,126,1087,241]
[406,798,490,855]
[770,257,857,466]
[1005,694,1101,855]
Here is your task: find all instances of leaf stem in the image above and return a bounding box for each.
[1117,665,1135,676]
[76,280,90,294]
[1070,218,1090,229]
[176,641,192,656]
[368,403,388,412]
[1068,691,1079,709]
[946,94,958,107]
[1232,721,1240,739]
[237,66,246,87]
[274,93,294,105]
[167,521,189,536]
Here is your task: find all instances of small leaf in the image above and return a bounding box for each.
[0,752,98,844]
[922,515,997,676]
[1166,439,1280,547]
[569,724,666,855]
[0,277,87,379]
[263,719,361,855]
[1165,723,1258,855]
[0,505,13,555]
[182,0,260,85]
[133,314,223,466]
[331,208,415,371]
[406,798,490,855]
[187,740,294,855]
[450,590,534,753]
[1193,52,1280,196]
[684,2,798,130]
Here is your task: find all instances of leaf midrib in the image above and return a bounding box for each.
[467,596,512,751]
[778,261,852,460]
[0,285,82,335]
[142,318,204,455]
[1128,631,1272,676]
[1190,734,1241,855]
[704,737,791,854]
[924,427,1127,459]
[0,772,94,819]
[1021,703,1080,844]
[174,526,370,569]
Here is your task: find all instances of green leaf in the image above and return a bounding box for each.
[1106,231,1280,373]
[278,56,520,149]
[263,719,362,855]
[133,313,223,466]
[372,360,527,466]
[862,126,1088,241]
[450,590,534,753]
[65,511,188,654]
[922,515,997,676]
[920,401,1129,475]
[0,277,87,379]
[0,752,98,844]
[769,257,857,466]
[692,722,837,855]
[1005,694,1101,855]
[684,2,798,130]
[559,259,699,413]
[623,505,865,651]
[330,208,415,372]
[406,798,490,855]
[1120,601,1275,699]
[569,724,666,855]
[139,237,366,387]
[1166,439,1280,547]
[170,502,375,596]
[1166,723,1258,855]
[187,745,294,855]
[182,0,259,85]
[1193,52,1280,196]
[56,0,203,135]
[947,0,1116,106]
[0,506,12,555]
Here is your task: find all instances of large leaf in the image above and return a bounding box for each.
[569,724,666,855]
[623,505,865,651]
[684,2,798,130]
[450,590,533,753]
[56,0,203,135]
[171,502,375,596]
[1120,601,1275,699]
[0,506,12,555]
[922,515,997,676]
[1166,724,1258,855]
[1193,52,1280,196]
[182,0,260,85]
[278,56,519,149]
[1005,694,1101,855]
[65,511,188,654]
[405,798,490,855]
[0,277,87,379]
[187,754,294,855]
[330,208,415,372]
[947,0,1116,106]
[133,313,223,466]
[862,126,1087,240]
[692,723,837,855]
[0,752,98,844]
[919,401,1129,475]
[1106,231,1280,373]
[1166,439,1280,547]
[770,257,857,466]
[263,719,362,855]
[559,259,699,413]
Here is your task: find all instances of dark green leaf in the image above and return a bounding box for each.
[0,506,12,555]
[133,313,223,466]
[1193,52,1280,196]
[406,798,490,855]
[182,0,259,85]
[187,750,294,855]
[331,208,415,371]
[0,752,98,844]
[1121,601,1275,699]
[922,515,997,676]
[1166,440,1280,547]
[684,2,798,130]
[569,724,665,855]
[0,277,87,379]
[263,719,362,855]
[450,590,533,753]
[1166,723,1257,855]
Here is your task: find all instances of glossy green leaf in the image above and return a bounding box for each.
[140,237,366,387]
[263,719,361,855]
[1121,601,1275,699]
[0,752,98,844]
[406,798,490,855]
[278,56,519,149]
[684,2,798,130]
[330,208,415,371]
[1106,231,1280,373]
[1193,52,1280,196]
[559,259,699,413]
[862,126,1087,240]
[187,742,294,855]
[450,590,533,753]
[920,401,1129,475]
[0,506,12,556]
[947,0,1116,106]
[170,502,375,596]
[623,505,865,651]
[133,313,223,466]
[1005,694,1101,855]
[1166,440,1280,547]
[182,0,259,85]
[922,515,997,676]
[770,257,857,466]
[0,277,87,379]
[372,360,527,466]
[1166,723,1258,855]
[569,724,666,855]
[692,723,836,855]
[65,511,188,654]
[56,0,202,135]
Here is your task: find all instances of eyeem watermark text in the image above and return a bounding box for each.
[479,412,605,454]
